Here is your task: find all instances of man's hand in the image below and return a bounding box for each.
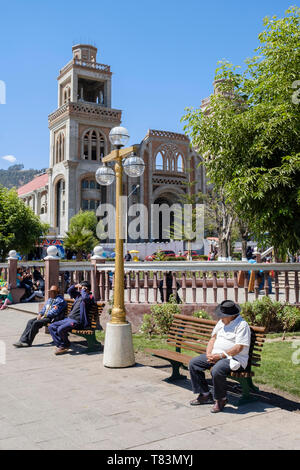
[207,353,222,364]
[37,314,42,320]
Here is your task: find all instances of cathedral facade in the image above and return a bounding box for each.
[18,44,206,243]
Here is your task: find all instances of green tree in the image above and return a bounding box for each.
[183,7,300,257]
[64,210,98,260]
[0,186,48,260]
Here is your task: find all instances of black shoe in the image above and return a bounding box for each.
[190,393,214,405]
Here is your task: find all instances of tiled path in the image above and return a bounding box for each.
[0,309,300,450]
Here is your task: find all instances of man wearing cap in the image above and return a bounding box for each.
[13,286,67,348]
[48,282,94,355]
[189,300,251,413]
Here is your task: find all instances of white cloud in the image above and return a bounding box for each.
[2,155,16,163]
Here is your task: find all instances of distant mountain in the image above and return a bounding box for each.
[0,164,47,189]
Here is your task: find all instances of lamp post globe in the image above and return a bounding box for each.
[109,126,130,148]
[123,155,145,178]
[95,165,115,186]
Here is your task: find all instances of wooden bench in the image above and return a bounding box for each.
[145,314,266,405]
[65,299,104,352]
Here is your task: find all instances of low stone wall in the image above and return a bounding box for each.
[100,302,217,334]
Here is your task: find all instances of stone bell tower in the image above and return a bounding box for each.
[48,44,122,236]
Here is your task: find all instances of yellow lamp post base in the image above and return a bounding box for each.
[110,307,127,325]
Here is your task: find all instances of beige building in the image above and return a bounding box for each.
[18,44,206,243]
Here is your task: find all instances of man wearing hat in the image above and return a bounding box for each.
[189,300,251,413]
[13,286,67,348]
[48,281,94,355]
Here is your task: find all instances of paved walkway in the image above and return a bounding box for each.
[0,308,300,450]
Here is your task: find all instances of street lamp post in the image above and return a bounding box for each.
[96,126,145,367]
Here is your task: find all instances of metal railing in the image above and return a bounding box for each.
[96,262,300,305]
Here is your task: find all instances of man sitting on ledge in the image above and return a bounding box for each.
[48,281,94,355]
[13,285,66,348]
[189,300,251,413]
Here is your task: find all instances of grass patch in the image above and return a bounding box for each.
[254,341,300,397]
[96,330,300,398]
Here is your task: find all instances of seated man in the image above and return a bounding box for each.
[189,300,251,413]
[48,281,94,355]
[13,285,67,348]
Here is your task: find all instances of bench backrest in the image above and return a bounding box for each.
[167,314,266,371]
[66,299,104,330]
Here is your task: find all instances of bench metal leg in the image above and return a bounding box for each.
[247,377,260,393]
[166,361,187,382]
[233,377,259,406]
[74,332,103,352]
[85,333,103,352]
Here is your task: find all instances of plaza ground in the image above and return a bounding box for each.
[0,308,300,450]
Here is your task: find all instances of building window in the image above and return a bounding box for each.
[63,86,71,104]
[154,145,185,173]
[81,179,100,189]
[55,131,65,164]
[82,199,100,211]
[81,129,105,161]
[177,154,184,172]
[155,152,164,170]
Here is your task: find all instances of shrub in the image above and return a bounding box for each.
[140,314,158,338]
[196,255,208,261]
[241,297,300,334]
[277,306,300,339]
[241,297,281,332]
[193,310,211,320]
[140,298,181,337]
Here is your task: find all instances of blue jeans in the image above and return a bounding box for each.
[48,318,79,349]
[259,276,273,294]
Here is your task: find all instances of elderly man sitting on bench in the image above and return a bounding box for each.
[189,300,251,413]
[13,285,66,348]
[48,281,94,355]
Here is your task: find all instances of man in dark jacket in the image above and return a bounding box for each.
[48,281,94,355]
[13,286,67,347]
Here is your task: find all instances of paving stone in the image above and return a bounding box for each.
[0,308,299,450]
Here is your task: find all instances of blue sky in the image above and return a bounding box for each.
[0,0,294,170]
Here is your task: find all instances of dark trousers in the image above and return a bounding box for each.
[189,353,232,400]
[20,317,50,346]
[48,318,79,349]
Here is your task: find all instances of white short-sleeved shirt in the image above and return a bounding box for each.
[211,315,251,369]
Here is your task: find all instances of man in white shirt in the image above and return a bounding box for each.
[189,300,251,413]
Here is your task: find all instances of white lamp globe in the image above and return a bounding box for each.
[123,155,145,178]
[8,250,17,259]
[109,126,130,148]
[96,165,115,186]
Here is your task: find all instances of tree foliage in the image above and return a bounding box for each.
[0,185,48,260]
[64,210,98,260]
[183,7,300,256]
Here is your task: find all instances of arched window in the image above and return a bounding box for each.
[81,129,105,161]
[55,132,65,164]
[63,86,71,104]
[55,178,66,233]
[155,152,164,170]
[154,144,184,173]
[177,154,184,172]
